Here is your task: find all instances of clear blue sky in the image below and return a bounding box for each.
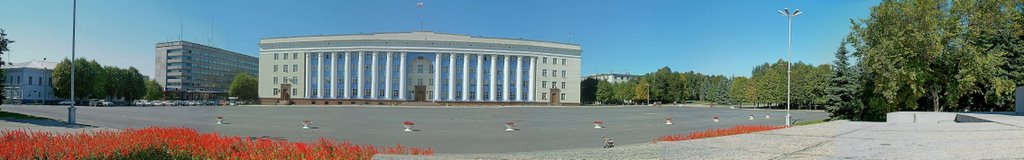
[0,0,878,78]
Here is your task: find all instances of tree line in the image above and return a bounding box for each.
[52,58,151,102]
[583,62,831,110]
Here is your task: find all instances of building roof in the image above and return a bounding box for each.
[1,60,59,70]
[587,73,637,77]
[261,31,582,51]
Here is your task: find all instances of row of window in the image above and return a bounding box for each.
[4,75,49,86]
[541,69,568,78]
[272,65,299,73]
[541,57,568,65]
[272,53,300,60]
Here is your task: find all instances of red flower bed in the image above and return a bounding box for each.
[1,127,431,159]
[654,125,786,143]
[403,121,415,126]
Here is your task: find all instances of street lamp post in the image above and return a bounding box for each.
[778,8,801,127]
[68,0,77,124]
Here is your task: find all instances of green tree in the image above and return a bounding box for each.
[729,76,750,106]
[825,42,862,120]
[580,78,600,104]
[595,80,614,104]
[144,79,163,100]
[0,29,13,104]
[634,79,650,103]
[228,72,259,101]
[52,58,104,100]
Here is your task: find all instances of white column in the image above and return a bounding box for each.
[515,56,523,101]
[317,52,324,99]
[357,52,365,99]
[489,55,497,101]
[433,53,441,101]
[448,53,456,101]
[343,52,350,99]
[528,56,536,101]
[385,52,393,100]
[305,53,311,98]
[371,52,379,99]
[475,54,484,101]
[399,52,408,100]
[502,55,510,101]
[331,52,337,98]
[461,53,469,101]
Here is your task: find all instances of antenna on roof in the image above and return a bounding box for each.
[567,33,572,43]
[179,18,183,41]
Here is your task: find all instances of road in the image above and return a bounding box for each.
[0,105,828,154]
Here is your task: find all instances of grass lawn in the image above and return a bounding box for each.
[0,110,49,120]
[794,119,827,126]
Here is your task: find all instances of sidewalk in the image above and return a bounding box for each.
[0,118,113,134]
[379,113,1024,159]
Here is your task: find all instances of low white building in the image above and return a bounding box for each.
[586,73,636,84]
[2,60,60,104]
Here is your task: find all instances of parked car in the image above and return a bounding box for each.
[58,100,74,105]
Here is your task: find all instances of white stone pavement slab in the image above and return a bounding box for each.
[380,113,1024,160]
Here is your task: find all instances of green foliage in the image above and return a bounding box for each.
[228,72,258,101]
[0,29,13,104]
[144,80,164,101]
[590,63,831,108]
[825,42,863,120]
[847,0,1023,114]
[52,58,147,101]
[594,80,614,104]
[580,78,600,104]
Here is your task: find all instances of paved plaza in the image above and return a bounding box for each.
[0,105,826,154]
[381,113,1024,159]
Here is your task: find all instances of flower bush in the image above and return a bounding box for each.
[403,121,415,126]
[1,127,431,159]
[654,125,786,143]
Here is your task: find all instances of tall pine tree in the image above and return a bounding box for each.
[825,41,861,120]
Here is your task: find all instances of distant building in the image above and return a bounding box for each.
[155,41,258,100]
[2,60,60,104]
[586,73,636,84]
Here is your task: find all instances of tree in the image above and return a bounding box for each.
[580,78,600,104]
[634,79,650,104]
[53,58,104,100]
[825,42,862,120]
[228,72,258,101]
[595,81,614,104]
[144,80,163,100]
[729,76,750,106]
[0,29,13,104]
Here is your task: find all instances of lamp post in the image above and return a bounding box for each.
[778,8,801,127]
[68,0,77,124]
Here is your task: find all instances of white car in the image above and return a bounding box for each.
[58,100,74,105]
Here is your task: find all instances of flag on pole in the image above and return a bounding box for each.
[416,2,424,8]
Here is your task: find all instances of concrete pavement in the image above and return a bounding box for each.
[0,105,827,154]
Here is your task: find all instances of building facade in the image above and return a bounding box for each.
[258,32,583,105]
[586,73,637,84]
[155,41,258,100]
[2,60,60,104]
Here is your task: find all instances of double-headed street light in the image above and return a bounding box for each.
[779,8,801,127]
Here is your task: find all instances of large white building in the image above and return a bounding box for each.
[258,32,582,105]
